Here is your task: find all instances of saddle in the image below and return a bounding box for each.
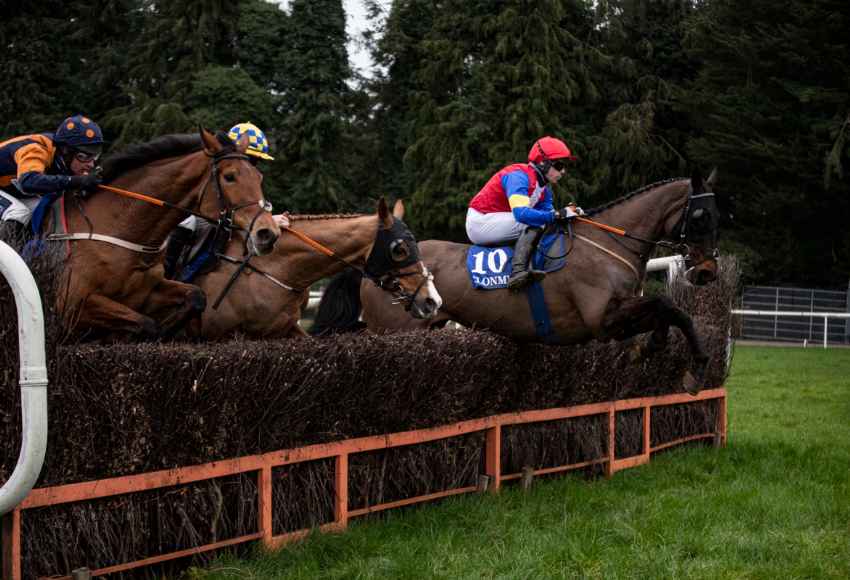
[466,229,567,290]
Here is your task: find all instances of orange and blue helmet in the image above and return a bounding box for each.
[228,122,274,161]
[54,115,104,152]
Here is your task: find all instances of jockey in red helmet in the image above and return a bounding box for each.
[466,136,582,291]
[0,114,104,237]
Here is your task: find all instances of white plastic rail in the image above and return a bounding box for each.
[0,241,48,515]
[731,309,850,349]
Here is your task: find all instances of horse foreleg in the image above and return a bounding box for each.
[143,280,207,339]
[601,296,708,395]
[70,293,159,338]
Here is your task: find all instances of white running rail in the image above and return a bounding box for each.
[731,309,850,349]
[0,241,48,515]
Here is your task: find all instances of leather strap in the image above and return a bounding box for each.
[574,233,640,281]
[46,232,168,254]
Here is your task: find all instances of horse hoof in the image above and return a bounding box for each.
[682,371,701,396]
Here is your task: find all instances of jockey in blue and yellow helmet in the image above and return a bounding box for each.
[164,122,280,280]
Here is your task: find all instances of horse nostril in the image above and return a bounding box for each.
[255,228,276,246]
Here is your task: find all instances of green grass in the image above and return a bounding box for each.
[191,346,850,579]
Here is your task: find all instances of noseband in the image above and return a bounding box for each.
[201,151,273,240]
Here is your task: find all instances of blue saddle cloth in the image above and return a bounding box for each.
[466,231,567,290]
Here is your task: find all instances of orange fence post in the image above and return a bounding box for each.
[334,454,349,529]
[1,508,21,580]
[716,395,728,447]
[643,405,651,459]
[606,407,616,478]
[485,425,501,492]
[258,467,273,549]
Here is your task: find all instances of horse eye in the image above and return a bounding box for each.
[389,240,410,262]
[223,173,236,183]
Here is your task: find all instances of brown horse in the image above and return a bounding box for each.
[53,128,279,338]
[188,198,442,339]
[316,172,720,392]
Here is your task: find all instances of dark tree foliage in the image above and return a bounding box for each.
[681,0,850,286]
[1,0,847,287]
[586,0,698,199]
[273,0,360,213]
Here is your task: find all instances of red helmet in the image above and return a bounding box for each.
[528,136,576,164]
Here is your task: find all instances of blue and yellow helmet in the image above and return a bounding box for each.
[228,122,274,161]
[54,115,104,152]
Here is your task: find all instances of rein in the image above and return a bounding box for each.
[48,151,270,254]
[209,222,428,312]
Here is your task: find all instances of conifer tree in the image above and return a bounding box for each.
[400,0,600,240]
[275,0,356,212]
[682,0,850,286]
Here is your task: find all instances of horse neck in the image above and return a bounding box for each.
[595,180,689,245]
[91,152,209,244]
[259,214,379,288]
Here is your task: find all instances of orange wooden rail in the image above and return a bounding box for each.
[2,388,726,579]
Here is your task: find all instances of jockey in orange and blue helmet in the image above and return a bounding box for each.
[466,136,582,291]
[0,114,104,236]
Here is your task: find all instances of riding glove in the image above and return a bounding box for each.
[68,173,103,197]
[555,205,584,221]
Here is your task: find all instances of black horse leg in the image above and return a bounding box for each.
[601,296,708,394]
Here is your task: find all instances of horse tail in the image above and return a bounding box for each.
[309,267,367,336]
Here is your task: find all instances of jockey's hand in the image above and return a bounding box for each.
[555,206,580,222]
[275,212,291,229]
[68,173,102,197]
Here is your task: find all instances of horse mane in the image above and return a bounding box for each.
[100,132,235,183]
[287,213,365,221]
[585,177,687,217]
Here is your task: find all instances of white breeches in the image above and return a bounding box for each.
[0,189,39,225]
[465,208,525,246]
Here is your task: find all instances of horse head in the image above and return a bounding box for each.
[199,128,280,255]
[665,169,720,286]
[364,198,442,319]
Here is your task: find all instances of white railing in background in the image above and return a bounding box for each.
[730,310,850,349]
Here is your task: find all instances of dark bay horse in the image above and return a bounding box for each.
[317,172,720,392]
[53,128,279,338]
[188,199,442,339]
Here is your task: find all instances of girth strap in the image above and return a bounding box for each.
[46,232,168,254]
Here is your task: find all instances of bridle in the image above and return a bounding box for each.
[557,179,720,279]
[668,183,720,270]
[197,150,273,252]
[49,144,274,257]
[212,216,433,312]
[364,229,433,312]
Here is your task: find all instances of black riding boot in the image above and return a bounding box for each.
[507,226,545,291]
[163,226,194,280]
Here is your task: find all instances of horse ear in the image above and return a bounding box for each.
[706,167,719,190]
[392,199,405,220]
[377,197,393,229]
[234,133,249,154]
[199,126,220,155]
[690,168,704,193]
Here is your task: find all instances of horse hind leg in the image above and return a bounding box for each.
[602,296,708,395]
